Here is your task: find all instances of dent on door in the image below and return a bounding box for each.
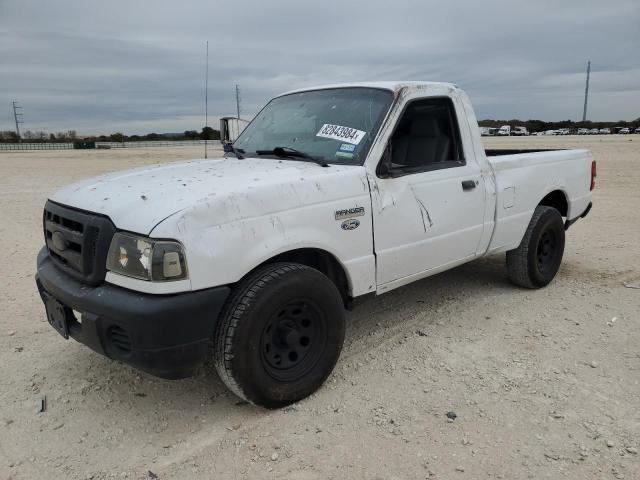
[370,168,486,288]
[412,185,434,232]
[371,176,435,232]
[368,88,488,290]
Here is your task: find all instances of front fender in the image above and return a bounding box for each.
[153,195,376,297]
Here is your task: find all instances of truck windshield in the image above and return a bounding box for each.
[234,87,393,165]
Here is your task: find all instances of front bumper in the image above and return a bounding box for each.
[35,247,230,379]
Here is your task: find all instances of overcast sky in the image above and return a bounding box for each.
[1,0,639,135]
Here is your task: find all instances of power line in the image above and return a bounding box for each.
[582,61,591,122]
[235,84,241,119]
[204,40,209,159]
[12,101,23,142]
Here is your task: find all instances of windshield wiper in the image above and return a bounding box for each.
[255,146,329,167]
[225,144,245,159]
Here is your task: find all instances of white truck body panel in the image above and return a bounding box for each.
[363,84,493,292]
[51,158,375,296]
[487,149,592,254]
[48,81,593,297]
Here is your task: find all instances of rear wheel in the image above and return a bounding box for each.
[213,262,345,408]
[506,206,565,288]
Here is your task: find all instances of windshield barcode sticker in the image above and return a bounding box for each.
[316,124,366,145]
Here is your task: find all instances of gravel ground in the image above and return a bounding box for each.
[0,136,638,480]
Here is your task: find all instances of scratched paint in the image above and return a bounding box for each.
[47,81,593,300]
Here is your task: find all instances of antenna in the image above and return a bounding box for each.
[12,101,23,142]
[582,61,590,122]
[235,84,241,119]
[204,41,209,159]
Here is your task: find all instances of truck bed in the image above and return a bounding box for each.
[485,148,593,255]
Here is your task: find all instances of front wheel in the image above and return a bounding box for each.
[506,206,565,288]
[213,262,345,408]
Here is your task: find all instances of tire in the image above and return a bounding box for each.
[506,206,565,288]
[213,262,345,408]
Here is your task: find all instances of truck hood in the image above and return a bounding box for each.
[50,157,369,234]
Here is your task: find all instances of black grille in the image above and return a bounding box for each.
[43,200,116,286]
[108,325,132,354]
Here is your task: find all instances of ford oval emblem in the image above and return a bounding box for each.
[341,219,360,231]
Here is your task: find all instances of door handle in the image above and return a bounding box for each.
[461,180,477,191]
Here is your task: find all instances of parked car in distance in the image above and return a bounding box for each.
[635,127,640,134]
[577,128,589,135]
[511,126,528,136]
[479,126,498,136]
[497,125,511,136]
[35,81,595,408]
[599,128,611,135]
[589,128,600,135]
[619,128,630,134]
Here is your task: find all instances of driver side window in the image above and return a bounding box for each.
[387,97,465,173]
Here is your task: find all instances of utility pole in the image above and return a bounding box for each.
[582,61,591,122]
[235,84,241,119]
[12,101,23,142]
[204,40,209,159]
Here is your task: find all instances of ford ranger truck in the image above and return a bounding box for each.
[36,82,595,408]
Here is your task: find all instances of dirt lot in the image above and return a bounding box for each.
[0,136,638,480]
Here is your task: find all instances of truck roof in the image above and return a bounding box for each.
[279,81,459,97]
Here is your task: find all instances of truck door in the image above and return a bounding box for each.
[370,96,486,292]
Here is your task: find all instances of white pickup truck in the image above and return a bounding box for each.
[36,82,595,408]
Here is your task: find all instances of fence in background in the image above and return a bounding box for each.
[0,140,221,151]
[0,143,74,150]
[94,140,215,148]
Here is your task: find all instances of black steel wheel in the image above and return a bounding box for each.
[507,206,565,288]
[213,262,345,408]
[260,300,327,382]
[536,228,558,274]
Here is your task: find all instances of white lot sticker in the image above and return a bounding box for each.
[316,124,366,145]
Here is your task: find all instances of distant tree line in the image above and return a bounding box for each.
[0,130,77,142]
[478,118,640,133]
[0,127,220,143]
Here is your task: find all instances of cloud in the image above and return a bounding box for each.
[1,0,638,134]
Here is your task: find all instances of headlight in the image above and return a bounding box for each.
[106,232,188,281]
